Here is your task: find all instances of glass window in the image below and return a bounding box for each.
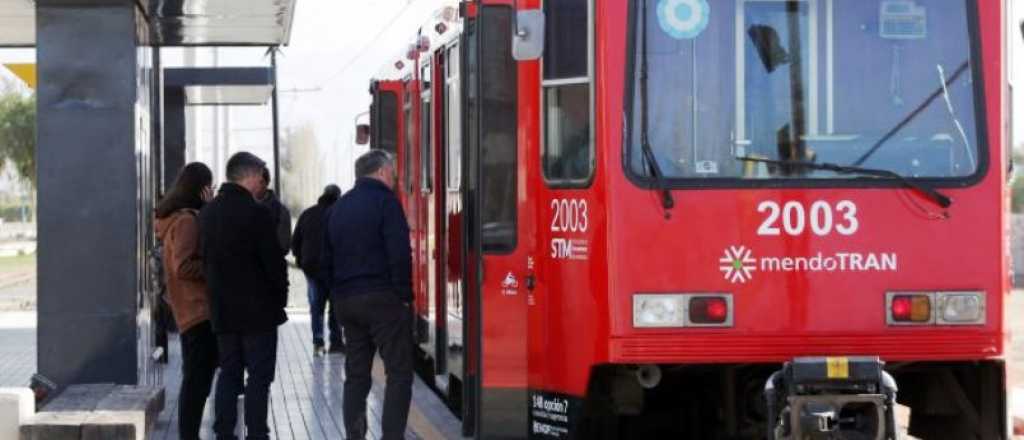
[422,63,432,89]
[479,6,518,253]
[544,84,591,181]
[446,45,462,191]
[626,0,984,184]
[421,98,432,192]
[375,91,398,154]
[544,0,589,80]
[404,104,413,193]
[542,0,593,185]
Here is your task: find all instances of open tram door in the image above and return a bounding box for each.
[450,1,533,438]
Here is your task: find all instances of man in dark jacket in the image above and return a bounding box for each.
[322,150,413,440]
[291,184,344,355]
[199,151,288,440]
[257,167,292,255]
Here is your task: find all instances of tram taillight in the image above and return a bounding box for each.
[885,292,986,326]
[633,294,733,328]
[890,295,931,323]
[689,297,729,325]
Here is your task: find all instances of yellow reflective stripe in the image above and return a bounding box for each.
[826,357,850,379]
[3,64,36,89]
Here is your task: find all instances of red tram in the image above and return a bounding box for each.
[360,1,1010,438]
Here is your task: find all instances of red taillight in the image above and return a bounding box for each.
[891,296,911,319]
[890,295,931,323]
[690,297,728,324]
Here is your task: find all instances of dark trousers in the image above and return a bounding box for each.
[154,297,176,363]
[334,292,414,440]
[305,274,343,347]
[178,321,218,440]
[213,329,278,440]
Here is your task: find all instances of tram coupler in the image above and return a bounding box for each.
[765,356,898,440]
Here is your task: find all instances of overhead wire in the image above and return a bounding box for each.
[317,1,418,90]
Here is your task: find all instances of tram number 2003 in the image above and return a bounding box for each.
[757,200,859,237]
[551,199,589,233]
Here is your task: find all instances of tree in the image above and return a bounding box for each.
[0,92,36,188]
[280,124,324,215]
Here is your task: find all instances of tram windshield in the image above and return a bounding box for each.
[626,0,983,183]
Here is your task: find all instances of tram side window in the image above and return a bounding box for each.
[480,6,518,253]
[446,45,462,191]
[376,92,398,155]
[543,0,593,185]
[422,66,433,192]
[404,102,413,193]
[421,98,432,192]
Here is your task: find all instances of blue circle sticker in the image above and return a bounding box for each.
[657,0,710,39]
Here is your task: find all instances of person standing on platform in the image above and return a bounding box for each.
[154,162,217,440]
[200,152,289,440]
[256,167,292,255]
[322,150,414,440]
[291,184,345,355]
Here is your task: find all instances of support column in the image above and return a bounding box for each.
[36,0,150,388]
[163,87,186,190]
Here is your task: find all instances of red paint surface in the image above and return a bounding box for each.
[377,0,1008,410]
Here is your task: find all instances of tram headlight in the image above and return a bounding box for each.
[936,292,985,325]
[633,295,686,328]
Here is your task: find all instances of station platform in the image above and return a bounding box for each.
[152,311,464,440]
[0,309,460,440]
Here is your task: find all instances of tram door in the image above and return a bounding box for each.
[418,58,444,384]
[440,36,466,402]
[461,4,530,438]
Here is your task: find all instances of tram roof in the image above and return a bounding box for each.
[0,0,297,47]
[373,5,462,81]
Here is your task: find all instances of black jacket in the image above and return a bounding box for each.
[200,183,289,333]
[291,194,336,280]
[321,177,412,302]
[258,190,292,255]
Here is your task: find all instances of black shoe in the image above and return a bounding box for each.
[313,343,326,356]
[327,344,346,354]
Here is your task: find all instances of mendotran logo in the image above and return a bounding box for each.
[720,246,756,284]
[720,246,899,284]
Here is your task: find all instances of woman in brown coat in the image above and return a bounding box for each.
[154,162,216,440]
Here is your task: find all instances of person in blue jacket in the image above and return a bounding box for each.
[322,150,413,440]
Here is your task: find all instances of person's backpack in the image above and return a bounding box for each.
[147,242,167,303]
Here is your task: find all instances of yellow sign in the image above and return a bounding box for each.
[826,357,850,379]
[3,64,36,90]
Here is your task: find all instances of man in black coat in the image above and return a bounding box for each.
[256,167,292,255]
[199,151,288,440]
[322,150,413,440]
[291,184,344,355]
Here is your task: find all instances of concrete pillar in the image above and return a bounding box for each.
[36,0,154,388]
[163,87,186,190]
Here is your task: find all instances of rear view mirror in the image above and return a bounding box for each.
[356,124,371,146]
[513,10,544,61]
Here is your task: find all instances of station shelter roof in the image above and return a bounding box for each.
[0,0,297,47]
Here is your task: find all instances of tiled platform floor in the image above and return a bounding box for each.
[152,312,463,440]
[0,311,35,388]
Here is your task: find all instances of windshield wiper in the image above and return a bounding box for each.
[638,0,674,215]
[852,61,969,167]
[736,156,952,208]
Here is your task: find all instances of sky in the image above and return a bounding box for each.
[1,0,1024,192]
[0,0,452,193]
[165,0,452,191]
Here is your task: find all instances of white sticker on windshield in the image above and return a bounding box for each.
[696,160,719,174]
[657,0,710,40]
